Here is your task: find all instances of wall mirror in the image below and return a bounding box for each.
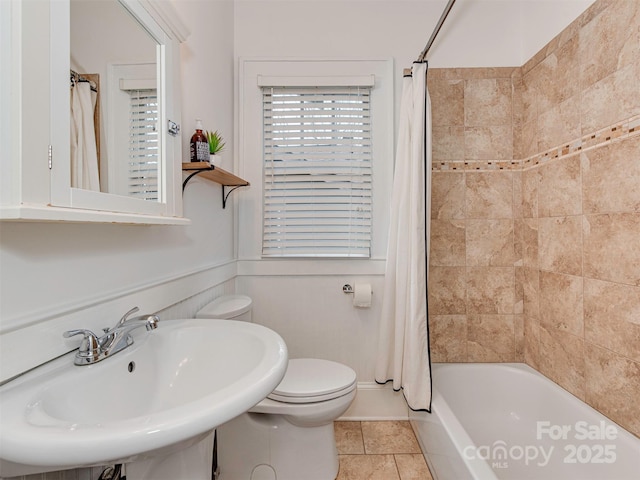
[70,0,160,201]
[44,0,185,221]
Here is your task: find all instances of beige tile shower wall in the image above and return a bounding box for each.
[519,0,640,438]
[521,135,640,439]
[428,68,524,364]
[429,0,640,438]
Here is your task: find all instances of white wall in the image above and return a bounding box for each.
[520,0,596,61]
[234,0,595,69]
[237,275,384,379]
[426,0,596,66]
[175,0,236,260]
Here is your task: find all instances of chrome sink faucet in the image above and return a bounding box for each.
[63,307,159,365]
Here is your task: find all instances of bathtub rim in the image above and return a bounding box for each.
[413,362,640,480]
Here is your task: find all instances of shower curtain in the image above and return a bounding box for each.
[375,62,432,411]
[70,80,100,191]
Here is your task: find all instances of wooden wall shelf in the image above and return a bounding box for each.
[182,162,250,208]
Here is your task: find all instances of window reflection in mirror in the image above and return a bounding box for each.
[70,0,160,201]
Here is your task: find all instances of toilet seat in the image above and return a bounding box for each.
[267,359,357,404]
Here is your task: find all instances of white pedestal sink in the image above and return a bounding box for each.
[0,319,288,480]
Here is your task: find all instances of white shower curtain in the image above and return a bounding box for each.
[375,62,432,411]
[70,81,100,191]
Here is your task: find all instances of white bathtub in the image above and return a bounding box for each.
[410,363,640,480]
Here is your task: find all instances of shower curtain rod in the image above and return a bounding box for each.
[418,0,457,62]
[70,69,97,92]
[404,0,457,75]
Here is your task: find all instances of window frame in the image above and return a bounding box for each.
[237,58,394,265]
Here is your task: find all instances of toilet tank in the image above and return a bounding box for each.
[196,294,253,322]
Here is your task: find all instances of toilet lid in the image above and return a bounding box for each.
[196,295,252,319]
[267,358,357,404]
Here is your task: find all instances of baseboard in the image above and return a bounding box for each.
[338,382,409,421]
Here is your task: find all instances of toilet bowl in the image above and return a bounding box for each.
[196,295,357,480]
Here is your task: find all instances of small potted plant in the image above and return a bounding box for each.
[206,130,226,167]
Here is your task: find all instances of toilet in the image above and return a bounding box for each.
[196,295,357,480]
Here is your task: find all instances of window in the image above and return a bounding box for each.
[238,59,393,263]
[127,88,159,201]
[107,62,159,200]
[261,85,373,257]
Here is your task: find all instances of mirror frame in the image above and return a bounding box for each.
[48,0,185,223]
[1,0,189,224]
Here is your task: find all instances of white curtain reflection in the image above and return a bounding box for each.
[70,79,100,191]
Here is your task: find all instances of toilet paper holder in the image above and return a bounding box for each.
[342,284,373,295]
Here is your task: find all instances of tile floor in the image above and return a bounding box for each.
[334,421,434,480]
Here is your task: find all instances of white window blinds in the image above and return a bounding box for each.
[128,89,159,201]
[262,86,373,257]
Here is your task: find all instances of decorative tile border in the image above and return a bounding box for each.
[433,160,520,172]
[432,113,640,173]
[520,114,640,171]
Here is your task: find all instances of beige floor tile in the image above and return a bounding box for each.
[394,454,433,480]
[361,421,421,454]
[335,421,365,454]
[336,454,400,480]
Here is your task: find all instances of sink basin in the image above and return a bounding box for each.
[0,318,288,478]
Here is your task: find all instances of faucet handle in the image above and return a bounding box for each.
[63,328,98,340]
[63,329,104,365]
[118,306,140,326]
[63,329,100,352]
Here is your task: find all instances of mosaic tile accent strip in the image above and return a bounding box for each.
[433,160,521,172]
[432,113,640,173]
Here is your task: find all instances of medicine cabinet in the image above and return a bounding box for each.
[0,0,190,224]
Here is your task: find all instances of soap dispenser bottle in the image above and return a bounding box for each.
[190,119,209,162]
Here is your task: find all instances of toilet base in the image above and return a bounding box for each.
[217,412,339,480]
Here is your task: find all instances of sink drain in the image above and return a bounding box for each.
[127,361,135,373]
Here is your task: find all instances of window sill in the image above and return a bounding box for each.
[237,258,386,276]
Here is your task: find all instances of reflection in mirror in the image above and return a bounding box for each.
[70,0,160,201]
